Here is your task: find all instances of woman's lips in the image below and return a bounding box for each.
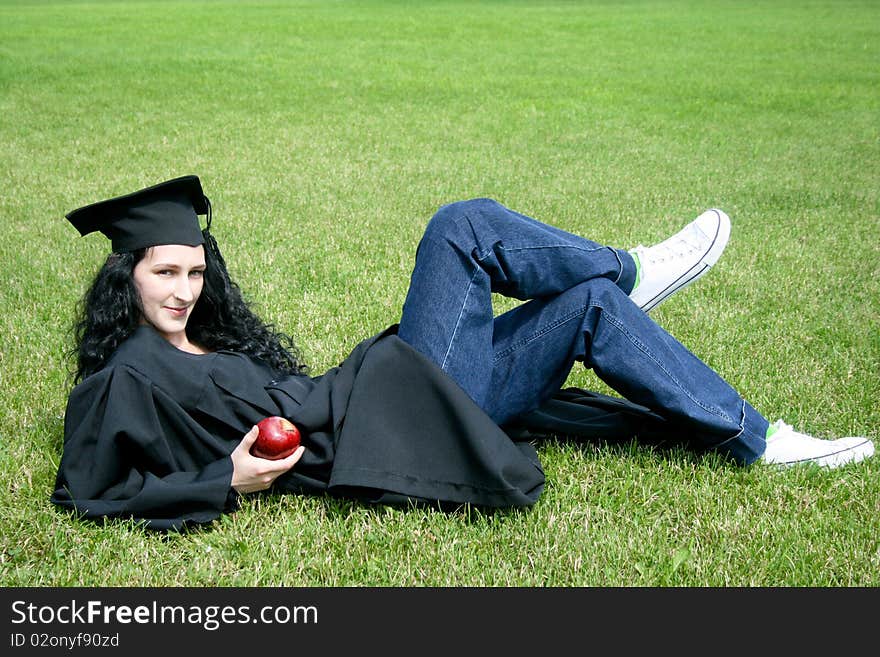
[164,306,188,317]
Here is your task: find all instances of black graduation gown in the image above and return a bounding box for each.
[52,325,547,530]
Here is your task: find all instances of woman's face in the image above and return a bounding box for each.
[132,244,207,346]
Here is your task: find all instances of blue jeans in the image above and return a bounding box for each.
[397,198,768,465]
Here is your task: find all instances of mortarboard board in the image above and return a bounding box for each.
[66,175,211,252]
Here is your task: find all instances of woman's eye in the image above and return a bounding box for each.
[189,270,205,278]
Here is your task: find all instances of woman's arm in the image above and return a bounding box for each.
[52,365,274,530]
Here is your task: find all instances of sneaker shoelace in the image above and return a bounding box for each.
[634,225,706,265]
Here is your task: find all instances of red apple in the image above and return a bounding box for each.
[252,416,301,460]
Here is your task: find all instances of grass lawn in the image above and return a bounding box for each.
[0,0,877,586]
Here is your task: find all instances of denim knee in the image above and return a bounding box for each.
[424,198,500,244]
[580,276,631,311]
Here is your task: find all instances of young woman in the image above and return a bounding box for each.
[51,175,874,530]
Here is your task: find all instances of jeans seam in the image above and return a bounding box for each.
[488,243,611,259]
[611,249,624,284]
[594,304,734,423]
[493,305,587,362]
[713,399,748,445]
[440,266,481,370]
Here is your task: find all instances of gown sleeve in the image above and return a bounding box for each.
[51,365,239,531]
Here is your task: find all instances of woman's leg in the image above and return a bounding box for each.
[398,198,637,403]
[482,278,768,464]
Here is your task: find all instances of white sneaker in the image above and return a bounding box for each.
[629,209,731,312]
[761,420,875,468]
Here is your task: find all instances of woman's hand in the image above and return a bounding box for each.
[230,425,305,494]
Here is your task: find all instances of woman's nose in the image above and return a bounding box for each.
[173,275,195,301]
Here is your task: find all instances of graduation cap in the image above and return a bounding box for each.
[66,175,212,252]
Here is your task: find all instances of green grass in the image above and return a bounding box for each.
[1,0,877,586]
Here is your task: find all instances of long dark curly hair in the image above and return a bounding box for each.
[71,230,307,383]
